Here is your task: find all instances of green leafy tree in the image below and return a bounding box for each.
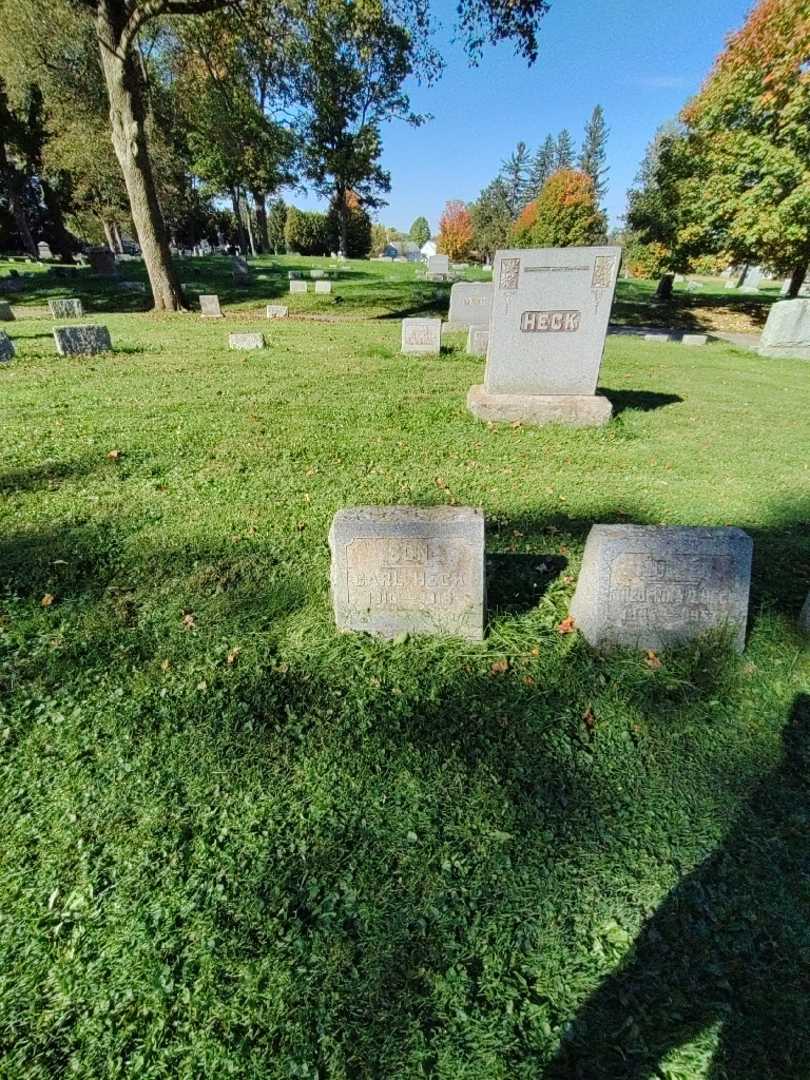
[409,216,430,246]
[327,192,371,258]
[370,221,387,255]
[267,197,288,253]
[513,168,605,247]
[554,129,575,170]
[500,140,533,214]
[578,105,609,206]
[470,177,512,260]
[284,205,329,255]
[0,80,38,257]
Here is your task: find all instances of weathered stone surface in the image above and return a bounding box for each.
[644,333,670,343]
[315,280,332,294]
[682,334,708,346]
[758,299,810,360]
[290,280,308,294]
[570,525,752,652]
[229,332,265,350]
[799,591,810,635]
[467,384,612,427]
[266,305,289,318]
[466,326,489,357]
[447,282,493,330]
[53,324,112,356]
[329,506,485,640]
[401,318,441,354]
[199,294,223,318]
[48,298,83,319]
[37,241,53,260]
[0,331,15,362]
[484,246,620,396]
[288,271,302,279]
[0,301,14,321]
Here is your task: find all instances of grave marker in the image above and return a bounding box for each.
[570,525,753,653]
[37,241,53,260]
[427,254,450,279]
[467,245,620,427]
[88,249,118,276]
[290,281,308,294]
[315,280,332,294]
[401,318,441,354]
[0,331,15,362]
[329,506,485,641]
[466,326,488,357]
[266,305,289,318]
[758,299,810,360]
[446,282,493,331]
[229,332,265,350]
[199,294,223,318]
[0,301,14,321]
[48,298,83,319]
[53,324,112,356]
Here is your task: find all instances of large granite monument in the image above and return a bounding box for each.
[570,525,753,653]
[329,506,485,640]
[758,299,810,360]
[467,245,620,427]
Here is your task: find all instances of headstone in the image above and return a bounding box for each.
[232,255,251,285]
[199,294,223,318]
[466,326,488,357]
[266,305,289,318]
[290,280,308,294]
[758,299,810,359]
[467,245,620,427]
[315,280,332,294]
[288,271,302,279]
[0,276,24,294]
[0,331,14,362]
[53,324,112,356]
[570,525,753,653]
[37,241,53,260]
[48,298,83,319]
[401,318,441,355]
[0,301,14,321]
[229,332,265,350]
[329,506,485,641]
[644,333,671,343]
[88,249,118,276]
[446,281,493,331]
[427,254,450,278]
[799,592,810,635]
[310,269,325,279]
[739,264,765,290]
[119,281,146,293]
[780,278,792,297]
[682,334,708,346]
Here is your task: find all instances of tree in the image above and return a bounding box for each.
[470,177,512,261]
[284,205,329,255]
[437,199,473,261]
[327,191,371,258]
[513,169,605,247]
[680,0,810,296]
[579,105,609,206]
[500,141,533,214]
[529,134,556,197]
[267,197,287,253]
[0,80,41,258]
[554,129,575,170]
[409,215,430,246]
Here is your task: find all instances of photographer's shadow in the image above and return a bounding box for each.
[545,693,810,1080]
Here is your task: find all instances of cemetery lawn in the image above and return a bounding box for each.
[1,287,809,1077]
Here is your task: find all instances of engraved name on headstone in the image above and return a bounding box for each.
[401,318,441,354]
[447,282,493,330]
[266,305,289,318]
[199,294,223,318]
[0,330,15,362]
[329,506,485,640]
[229,332,265,350]
[570,525,753,652]
[53,324,113,356]
[48,298,83,319]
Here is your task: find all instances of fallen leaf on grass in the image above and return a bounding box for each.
[106,449,123,461]
[226,646,241,666]
[490,658,509,675]
[557,615,575,634]
[182,612,196,630]
[582,706,596,731]
[523,675,535,686]
[160,659,171,671]
[41,594,55,607]
[645,650,663,670]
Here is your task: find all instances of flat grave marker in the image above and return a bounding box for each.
[570,525,753,653]
[48,298,83,319]
[315,280,332,294]
[53,324,112,356]
[229,332,265,350]
[329,506,485,641]
[290,280,308,294]
[266,305,289,318]
[402,318,441,354]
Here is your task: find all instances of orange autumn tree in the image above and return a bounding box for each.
[437,200,473,260]
[679,0,810,295]
[513,169,605,247]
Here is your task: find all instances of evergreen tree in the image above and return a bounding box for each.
[554,129,575,171]
[529,134,556,197]
[470,177,512,260]
[267,197,287,253]
[499,141,532,214]
[409,215,430,246]
[578,105,609,205]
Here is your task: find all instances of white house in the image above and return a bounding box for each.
[420,240,437,259]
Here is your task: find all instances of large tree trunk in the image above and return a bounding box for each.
[336,186,348,257]
[252,189,267,253]
[655,273,674,301]
[111,220,125,254]
[96,5,183,311]
[102,219,116,252]
[787,261,808,299]
[0,142,37,258]
[243,195,257,257]
[41,179,74,262]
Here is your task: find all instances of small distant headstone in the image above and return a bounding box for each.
[232,255,251,285]
[0,301,14,322]
[570,525,753,653]
[739,264,765,290]
[229,332,265,350]
[290,280,308,294]
[288,271,302,280]
[53,324,112,356]
[88,249,118,276]
[266,305,289,318]
[447,281,493,331]
[682,334,708,346]
[466,326,488,357]
[199,294,223,318]
[315,280,332,294]
[758,299,810,360]
[644,333,671,343]
[310,269,325,279]
[467,245,620,427]
[37,241,53,260]
[48,298,83,319]
[0,331,15,362]
[119,281,146,293]
[329,506,485,641]
[686,281,704,292]
[401,318,441,354]
[427,254,450,279]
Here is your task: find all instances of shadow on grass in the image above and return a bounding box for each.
[601,388,684,415]
[487,553,568,615]
[0,457,100,494]
[543,691,810,1080]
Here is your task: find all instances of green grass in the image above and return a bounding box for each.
[0,259,808,1078]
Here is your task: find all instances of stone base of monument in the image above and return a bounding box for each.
[467,384,612,428]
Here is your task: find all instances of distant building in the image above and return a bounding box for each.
[383,240,422,262]
[421,240,438,259]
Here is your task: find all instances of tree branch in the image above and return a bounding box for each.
[120,0,233,57]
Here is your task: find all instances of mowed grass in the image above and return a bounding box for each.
[0,273,809,1078]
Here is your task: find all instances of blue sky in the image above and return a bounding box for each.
[285,0,753,233]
